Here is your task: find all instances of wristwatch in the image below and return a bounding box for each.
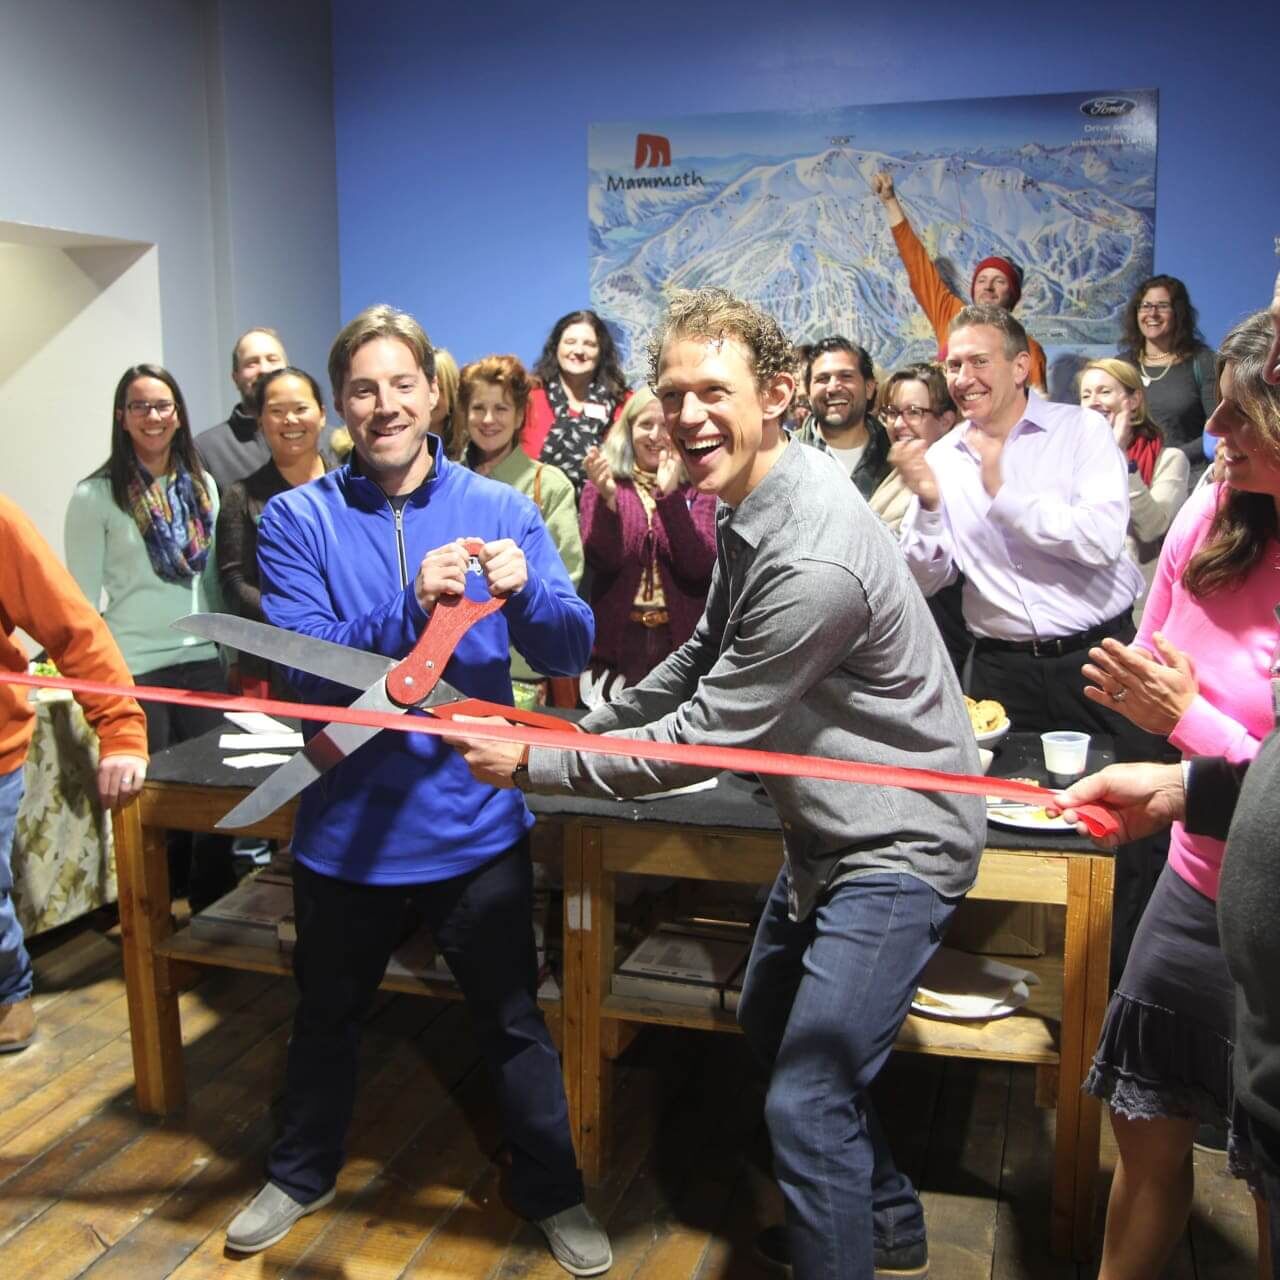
[512,744,531,791]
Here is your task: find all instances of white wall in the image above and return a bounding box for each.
[0,0,340,536]
[0,228,163,561]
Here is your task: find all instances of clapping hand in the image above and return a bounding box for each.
[1081,632,1198,736]
[1112,404,1135,452]
[964,426,1006,498]
[890,438,940,509]
[584,446,618,510]
[655,446,681,497]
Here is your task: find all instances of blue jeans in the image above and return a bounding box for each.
[738,870,959,1280]
[0,765,33,1005]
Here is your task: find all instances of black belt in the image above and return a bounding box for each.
[973,612,1130,659]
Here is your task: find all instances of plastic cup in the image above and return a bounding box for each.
[1041,731,1090,782]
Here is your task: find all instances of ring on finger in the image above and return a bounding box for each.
[1112,686,1128,703]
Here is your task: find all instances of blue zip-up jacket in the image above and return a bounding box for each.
[256,435,593,884]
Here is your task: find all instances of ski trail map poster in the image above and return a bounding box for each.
[588,89,1157,392]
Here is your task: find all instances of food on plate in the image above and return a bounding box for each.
[964,695,1007,734]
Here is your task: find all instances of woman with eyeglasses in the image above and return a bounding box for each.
[216,367,335,699]
[1120,275,1219,474]
[65,364,233,911]
[521,310,629,497]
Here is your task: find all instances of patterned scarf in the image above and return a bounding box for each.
[629,469,665,606]
[1127,434,1164,488]
[126,461,214,583]
[540,375,619,496]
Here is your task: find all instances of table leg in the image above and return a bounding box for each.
[1071,855,1114,1258]
[1050,854,1109,1260]
[576,826,613,1182]
[559,822,583,1160]
[112,798,185,1114]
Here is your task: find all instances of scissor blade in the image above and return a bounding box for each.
[174,613,394,691]
[215,680,403,829]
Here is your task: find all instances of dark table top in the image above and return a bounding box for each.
[145,723,1112,854]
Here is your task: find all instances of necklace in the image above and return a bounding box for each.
[1139,352,1176,387]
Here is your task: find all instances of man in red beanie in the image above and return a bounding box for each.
[873,172,1047,391]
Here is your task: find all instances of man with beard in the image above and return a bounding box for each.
[792,337,892,500]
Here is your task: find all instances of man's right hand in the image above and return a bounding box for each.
[1052,762,1185,849]
[890,439,940,510]
[415,539,472,612]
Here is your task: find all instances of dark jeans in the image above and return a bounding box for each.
[970,626,1175,987]
[267,840,583,1221]
[137,657,235,911]
[737,870,958,1280]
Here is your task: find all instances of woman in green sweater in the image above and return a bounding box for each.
[456,355,584,710]
[65,363,232,910]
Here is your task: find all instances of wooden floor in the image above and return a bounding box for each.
[0,916,1257,1280]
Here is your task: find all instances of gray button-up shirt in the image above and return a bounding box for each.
[529,440,985,918]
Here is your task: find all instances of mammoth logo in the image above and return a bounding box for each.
[1079,96,1137,118]
[634,133,672,168]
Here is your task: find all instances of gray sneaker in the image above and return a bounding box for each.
[536,1202,613,1275]
[225,1182,335,1254]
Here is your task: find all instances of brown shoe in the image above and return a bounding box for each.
[0,998,35,1052]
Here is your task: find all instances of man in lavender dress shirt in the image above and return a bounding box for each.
[898,304,1168,979]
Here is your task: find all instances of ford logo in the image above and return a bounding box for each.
[1080,97,1137,118]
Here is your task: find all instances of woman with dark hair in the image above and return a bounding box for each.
[521,309,629,495]
[65,363,233,910]
[216,367,335,698]
[578,388,717,703]
[1120,275,1219,471]
[1076,309,1280,1279]
[1080,357,1190,613]
[458,354,583,709]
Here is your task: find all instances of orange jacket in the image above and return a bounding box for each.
[891,219,1047,393]
[0,496,149,775]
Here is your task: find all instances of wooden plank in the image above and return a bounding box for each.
[967,852,1070,905]
[138,785,295,841]
[600,828,783,883]
[1049,855,1093,1258]
[1186,1146,1259,1278]
[577,826,612,1182]
[0,974,288,1244]
[916,1060,1014,1280]
[990,1065,1079,1280]
[112,801,185,1115]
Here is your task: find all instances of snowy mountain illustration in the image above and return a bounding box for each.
[589,140,1155,380]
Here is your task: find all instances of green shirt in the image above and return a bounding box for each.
[484,449,584,683]
[64,473,224,677]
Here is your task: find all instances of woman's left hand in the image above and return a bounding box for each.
[655,447,681,497]
[1112,405,1134,451]
[1081,632,1199,735]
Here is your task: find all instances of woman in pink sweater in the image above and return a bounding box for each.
[1078,309,1280,1279]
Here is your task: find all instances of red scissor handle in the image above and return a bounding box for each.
[385,539,504,707]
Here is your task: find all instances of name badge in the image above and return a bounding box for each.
[583,402,609,423]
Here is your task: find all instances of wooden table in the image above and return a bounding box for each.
[111,732,1113,1261]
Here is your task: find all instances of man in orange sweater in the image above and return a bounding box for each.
[873,171,1048,392]
[0,496,149,1052]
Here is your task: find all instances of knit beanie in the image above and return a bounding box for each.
[971,257,1023,309]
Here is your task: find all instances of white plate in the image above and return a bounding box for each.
[986,802,1072,832]
[974,718,1011,747]
[911,985,1030,1021]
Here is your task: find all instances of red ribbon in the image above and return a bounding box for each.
[3,671,1120,840]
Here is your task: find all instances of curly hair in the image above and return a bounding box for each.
[456,354,534,461]
[646,288,795,389]
[531,310,628,401]
[1119,275,1206,364]
[1182,309,1280,598]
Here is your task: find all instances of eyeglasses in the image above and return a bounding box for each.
[1137,302,1172,314]
[882,405,936,424]
[126,400,176,417]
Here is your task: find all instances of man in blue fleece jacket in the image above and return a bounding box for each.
[224,305,610,1277]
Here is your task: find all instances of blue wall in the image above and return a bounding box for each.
[332,0,1279,373]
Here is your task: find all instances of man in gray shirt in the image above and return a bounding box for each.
[448,288,985,1280]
